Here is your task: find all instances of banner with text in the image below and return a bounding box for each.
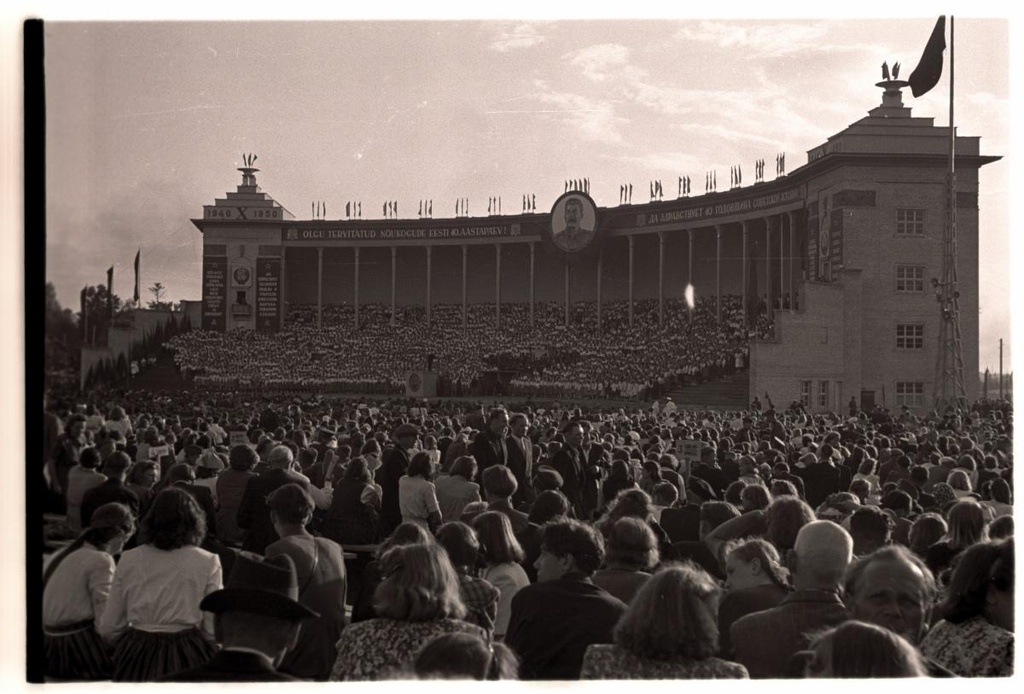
[256,257,282,333]
[201,256,227,331]
[283,223,527,244]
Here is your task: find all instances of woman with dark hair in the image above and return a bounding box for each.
[717,538,792,657]
[434,455,481,523]
[350,522,434,623]
[414,632,519,680]
[329,543,487,680]
[105,406,133,439]
[125,461,159,520]
[399,451,442,532]
[638,459,663,497]
[740,484,772,513]
[804,620,927,678]
[592,517,658,605]
[601,458,636,508]
[435,521,499,636]
[908,512,948,558]
[472,511,529,638]
[947,470,974,499]
[580,563,748,679]
[925,499,989,583]
[322,456,382,546]
[921,538,1014,676]
[214,444,259,547]
[43,502,136,680]
[982,478,1013,518]
[98,487,222,681]
[989,515,1014,540]
[265,483,348,680]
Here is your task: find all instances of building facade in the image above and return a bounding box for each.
[192,81,998,411]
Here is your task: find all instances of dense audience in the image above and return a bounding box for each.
[40,390,1013,681]
[165,297,759,399]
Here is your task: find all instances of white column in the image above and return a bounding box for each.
[628,235,635,329]
[687,229,694,324]
[461,244,468,329]
[716,224,722,324]
[353,246,360,329]
[426,245,432,328]
[658,231,665,327]
[390,246,397,327]
[495,243,502,329]
[317,247,324,330]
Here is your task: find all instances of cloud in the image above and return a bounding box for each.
[567,43,632,82]
[490,24,546,52]
[530,80,626,144]
[673,21,861,58]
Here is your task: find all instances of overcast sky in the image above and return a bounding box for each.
[38,10,1014,371]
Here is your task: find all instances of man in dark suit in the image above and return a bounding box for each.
[796,448,842,509]
[550,422,594,520]
[377,423,417,537]
[471,408,509,481]
[691,445,729,498]
[505,412,535,507]
[505,520,626,679]
[236,445,312,554]
[163,553,318,682]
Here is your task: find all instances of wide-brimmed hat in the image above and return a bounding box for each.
[198,451,225,471]
[200,553,318,621]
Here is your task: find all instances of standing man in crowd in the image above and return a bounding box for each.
[472,408,509,481]
[551,422,592,520]
[378,423,418,537]
[505,412,535,508]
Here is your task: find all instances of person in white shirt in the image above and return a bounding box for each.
[398,452,442,533]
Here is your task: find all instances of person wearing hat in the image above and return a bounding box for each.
[378,423,419,538]
[163,552,319,681]
[43,502,137,680]
[79,452,140,530]
[194,450,225,505]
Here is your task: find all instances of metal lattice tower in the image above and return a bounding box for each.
[932,170,968,412]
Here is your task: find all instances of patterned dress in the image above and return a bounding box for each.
[329,617,486,681]
[581,644,749,679]
[921,616,1014,677]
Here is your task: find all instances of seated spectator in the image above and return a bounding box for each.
[80,452,139,529]
[947,470,974,499]
[163,553,318,682]
[398,452,442,532]
[98,488,222,681]
[740,484,772,513]
[649,481,679,524]
[849,506,893,557]
[481,465,530,536]
[602,458,636,508]
[921,538,1014,676]
[981,478,1013,518]
[526,489,570,526]
[730,521,853,679]
[214,444,258,548]
[592,517,659,605]
[471,511,530,638]
[237,445,314,554]
[434,455,481,523]
[925,499,989,584]
[322,456,381,546]
[718,538,791,658]
[435,521,499,637]
[908,513,948,559]
[413,632,519,680]
[989,514,1013,539]
[670,501,741,580]
[505,519,627,680]
[264,484,348,680]
[125,461,159,521]
[330,543,486,680]
[43,503,136,681]
[581,563,748,679]
[65,447,107,533]
[350,522,432,623]
[803,621,928,677]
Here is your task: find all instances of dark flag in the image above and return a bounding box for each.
[628,183,632,201]
[909,16,946,97]
[531,194,535,211]
[358,202,362,217]
[106,266,114,319]
[80,287,88,342]
[427,200,430,216]
[346,201,351,218]
[746,245,759,328]
[133,249,140,304]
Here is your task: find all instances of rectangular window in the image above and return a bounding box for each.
[800,380,811,406]
[895,264,925,293]
[895,381,926,408]
[818,381,829,408]
[896,208,925,236]
[896,324,924,349]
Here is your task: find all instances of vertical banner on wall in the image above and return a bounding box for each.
[202,256,227,331]
[830,208,844,269]
[256,257,282,332]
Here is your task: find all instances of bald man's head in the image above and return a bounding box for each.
[267,445,295,470]
[791,520,853,590]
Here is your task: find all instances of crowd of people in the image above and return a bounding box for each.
[40,390,1014,681]
[165,296,762,400]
